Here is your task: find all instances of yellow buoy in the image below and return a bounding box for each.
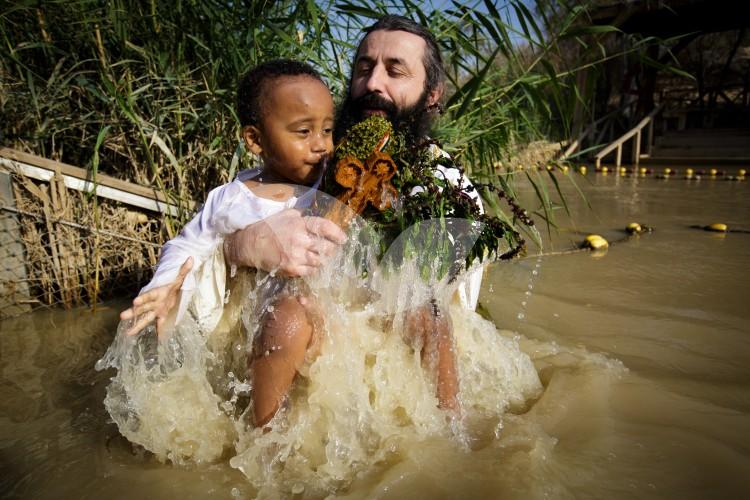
[705,223,727,232]
[664,167,672,175]
[546,165,553,171]
[579,166,587,175]
[620,167,627,175]
[686,168,694,177]
[601,166,609,174]
[739,169,747,177]
[584,234,609,250]
[626,222,642,234]
[709,168,718,176]
[639,167,647,175]
[561,165,569,173]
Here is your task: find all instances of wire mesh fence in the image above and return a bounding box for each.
[0,170,164,319]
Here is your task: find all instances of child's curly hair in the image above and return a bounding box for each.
[237,59,325,127]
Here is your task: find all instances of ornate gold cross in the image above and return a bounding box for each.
[327,151,398,228]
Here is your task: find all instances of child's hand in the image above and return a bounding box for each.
[119,257,194,338]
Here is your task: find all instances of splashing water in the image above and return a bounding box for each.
[95,217,611,497]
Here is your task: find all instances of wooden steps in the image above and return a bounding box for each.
[640,128,750,167]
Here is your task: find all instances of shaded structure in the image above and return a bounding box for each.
[568,0,750,166]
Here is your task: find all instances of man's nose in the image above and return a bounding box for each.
[364,64,386,94]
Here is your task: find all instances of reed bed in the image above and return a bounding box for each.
[0,1,663,312]
[1,169,161,315]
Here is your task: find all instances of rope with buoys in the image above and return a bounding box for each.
[559,165,748,181]
[523,222,655,259]
[524,220,750,260]
[690,223,750,234]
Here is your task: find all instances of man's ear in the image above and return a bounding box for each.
[426,82,444,108]
[242,125,264,156]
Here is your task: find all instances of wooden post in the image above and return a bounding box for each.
[615,144,622,167]
[632,130,641,166]
[0,171,31,317]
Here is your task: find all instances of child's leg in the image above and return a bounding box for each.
[250,295,313,427]
[404,303,459,412]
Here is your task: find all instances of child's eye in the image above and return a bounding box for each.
[297,129,311,136]
[323,127,333,135]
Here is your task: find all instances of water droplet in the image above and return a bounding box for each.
[532,270,538,276]
[527,284,534,290]
[521,301,527,307]
[525,291,532,297]
[517,312,525,320]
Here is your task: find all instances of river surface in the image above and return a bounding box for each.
[1,172,749,499]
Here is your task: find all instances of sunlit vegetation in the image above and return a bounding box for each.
[2,1,636,226]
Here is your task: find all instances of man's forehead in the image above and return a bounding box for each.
[356,29,427,66]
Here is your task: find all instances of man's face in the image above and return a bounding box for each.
[350,29,437,121]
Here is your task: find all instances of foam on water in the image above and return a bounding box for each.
[95,220,622,497]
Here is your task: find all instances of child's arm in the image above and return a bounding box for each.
[120,181,240,336]
[120,257,193,337]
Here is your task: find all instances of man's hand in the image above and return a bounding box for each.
[224,209,346,277]
[120,257,194,338]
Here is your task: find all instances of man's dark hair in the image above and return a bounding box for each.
[360,14,445,94]
[335,15,446,143]
[237,59,324,127]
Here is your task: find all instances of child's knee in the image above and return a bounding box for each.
[259,296,313,351]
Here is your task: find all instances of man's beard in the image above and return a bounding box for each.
[335,89,434,147]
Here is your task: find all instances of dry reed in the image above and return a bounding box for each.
[4,169,161,314]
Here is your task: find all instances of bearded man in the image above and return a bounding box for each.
[123,15,485,413]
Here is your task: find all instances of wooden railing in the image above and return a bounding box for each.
[559,108,622,161]
[594,103,664,168]
[0,148,192,216]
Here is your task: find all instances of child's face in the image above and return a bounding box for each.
[245,76,334,184]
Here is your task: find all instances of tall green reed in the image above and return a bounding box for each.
[1,0,634,232]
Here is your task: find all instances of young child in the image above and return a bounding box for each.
[120,59,336,426]
[121,60,466,428]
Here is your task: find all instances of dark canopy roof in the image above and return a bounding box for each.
[591,0,750,37]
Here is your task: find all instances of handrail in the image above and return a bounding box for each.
[595,103,664,168]
[0,148,193,216]
[560,107,622,161]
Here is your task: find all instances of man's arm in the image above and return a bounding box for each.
[223,208,347,277]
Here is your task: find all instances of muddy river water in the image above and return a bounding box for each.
[1,172,749,499]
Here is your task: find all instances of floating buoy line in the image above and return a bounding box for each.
[520,219,749,260]
[521,222,655,259]
[496,163,747,182]
[690,223,750,234]
[534,165,748,182]
[495,163,748,255]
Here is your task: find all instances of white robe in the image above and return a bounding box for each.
[142,145,484,330]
